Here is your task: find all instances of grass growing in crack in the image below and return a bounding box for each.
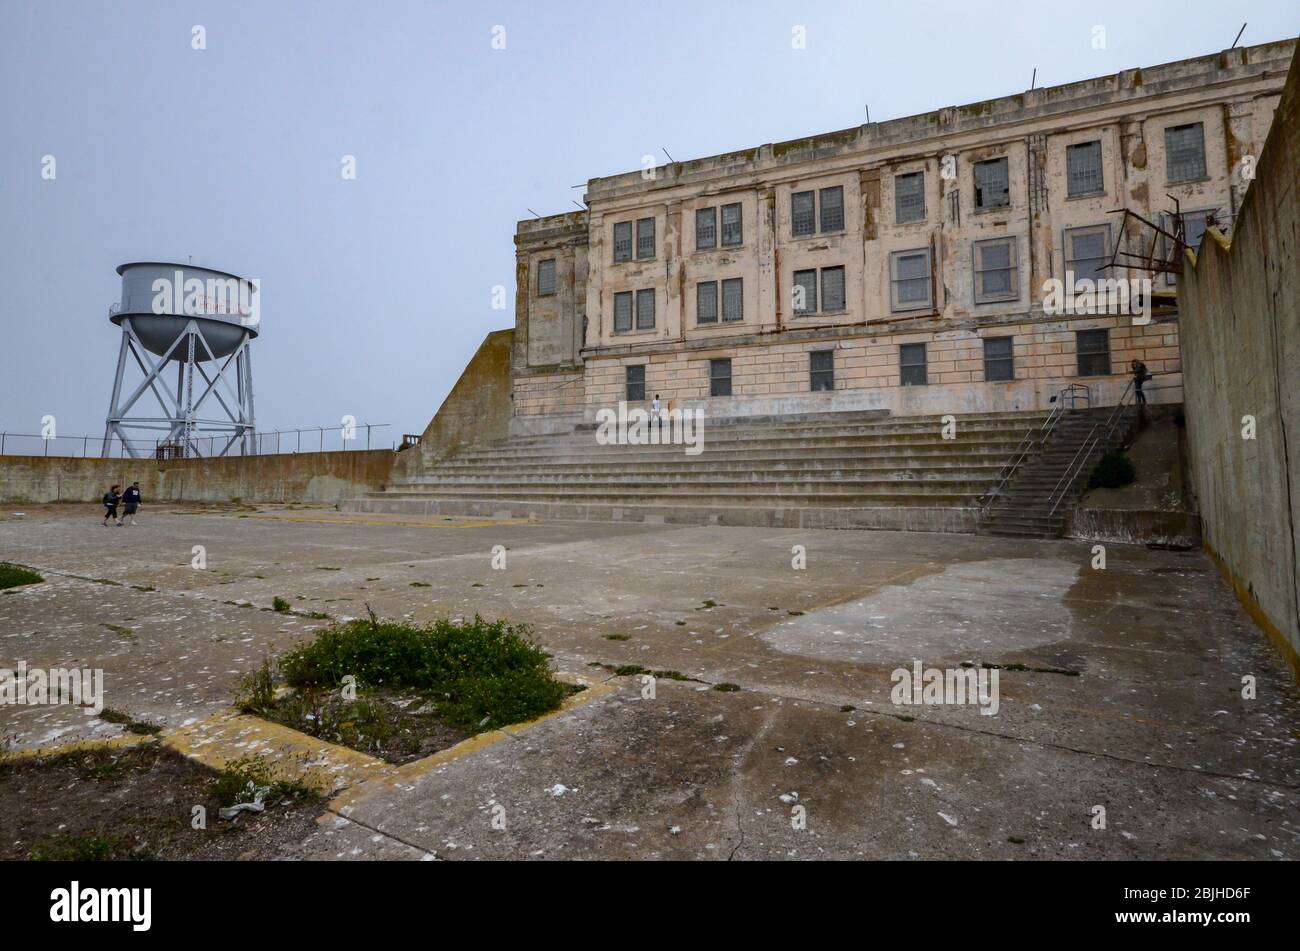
[0,563,43,590]
[603,633,630,641]
[712,683,740,692]
[272,597,292,613]
[206,756,317,808]
[97,709,161,735]
[241,612,572,746]
[30,832,127,861]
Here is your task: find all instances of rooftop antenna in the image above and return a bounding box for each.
[571,200,585,211]
[1030,68,1037,90]
[1230,22,1247,49]
[865,105,870,122]
[526,208,541,218]
[662,147,675,163]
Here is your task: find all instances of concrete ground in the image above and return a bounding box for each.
[1,502,1297,860]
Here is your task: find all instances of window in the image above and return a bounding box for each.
[1065,226,1110,284]
[613,222,632,263]
[1162,209,1215,284]
[974,157,1010,209]
[720,203,743,246]
[635,218,655,259]
[810,350,834,392]
[900,343,927,386]
[1066,141,1104,197]
[1165,122,1206,183]
[1076,329,1111,377]
[625,365,645,402]
[536,258,556,297]
[792,191,816,236]
[709,358,732,397]
[721,278,743,322]
[895,171,925,223]
[635,288,655,330]
[983,337,1014,382]
[792,269,817,315]
[613,291,633,333]
[696,208,716,250]
[819,186,844,232]
[820,267,846,312]
[973,238,1018,303]
[696,281,718,324]
[890,249,932,311]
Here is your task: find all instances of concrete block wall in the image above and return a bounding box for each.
[1179,50,1300,675]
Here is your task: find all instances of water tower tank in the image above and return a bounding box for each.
[103,262,259,458]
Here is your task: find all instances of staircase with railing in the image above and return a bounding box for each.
[978,382,1138,538]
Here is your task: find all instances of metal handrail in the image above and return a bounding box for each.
[1044,380,1136,517]
[976,383,1089,519]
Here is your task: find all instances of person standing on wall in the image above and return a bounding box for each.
[122,481,143,526]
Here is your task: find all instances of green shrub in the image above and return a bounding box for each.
[0,563,43,590]
[272,597,292,613]
[278,615,567,732]
[1088,450,1136,489]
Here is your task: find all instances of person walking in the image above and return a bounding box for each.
[122,481,142,525]
[1130,359,1150,406]
[102,484,122,527]
[651,393,662,437]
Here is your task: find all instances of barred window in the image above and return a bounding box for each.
[635,288,655,329]
[983,337,1014,382]
[613,291,633,332]
[792,191,816,236]
[613,222,632,263]
[1066,141,1103,197]
[695,207,716,250]
[810,350,834,392]
[895,171,925,223]
[536,258,556,297]
[1165,123,1206,183]
[625,364,646,402]
[635,218,655,259]
[974,157,1010,209]
[820,266,846,312]
[792,269,817,315]
[721,277,743,322]
[1065,226,1110,285]
[709,358,732,397]
[819,186,844,232]
[890,249,932,311]
[720,203,743,246]
[696,281,718,324]
[1076,329,1111,377]
[900,343,927,386]
[973,238,1018,303]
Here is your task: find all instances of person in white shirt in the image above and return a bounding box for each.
[650,394,662,435]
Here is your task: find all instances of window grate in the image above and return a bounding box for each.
[974,158,1010,209]
[819,186,844,232]
[792,191,815,236]
[810,350,834,392]
[895,171,925,223]
[613,222,632,263]
[1165,123,1206,183]
[709,358,732,397]
[721,278,743,322]
[635,218,655,259]
[613,291,633,332]
[792,269,817,315]
[1076,328,1111,377]
[625,364,646,402]
[1066,226,1110,284]
[1066,141,1103,197]
[720,203,742,246]
[635,288,655,330]
[820,266,845,312]
[900,343,927,386]
[696,281,718,324]
[983,337,1014,382]
[695,208,716,250]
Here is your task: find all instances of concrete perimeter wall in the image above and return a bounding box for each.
[1180,51,1300,675]
[0,449,397,505]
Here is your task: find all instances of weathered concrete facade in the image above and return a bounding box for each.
[1179,48,1300,675]
[512,40,1295,433]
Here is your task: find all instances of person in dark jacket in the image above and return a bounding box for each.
[122,482,142,525]
[1131,359,1151,405]
[102,484,122,526]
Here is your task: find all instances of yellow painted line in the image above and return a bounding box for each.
[242,514,537,529]
[0,731,151,763]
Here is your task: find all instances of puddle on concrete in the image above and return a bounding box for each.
[759,558,1079,664]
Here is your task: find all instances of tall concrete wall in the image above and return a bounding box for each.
[0,449,397,505]
[1180,51,1300,675]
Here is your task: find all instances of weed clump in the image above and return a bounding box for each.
[0,563,42,590]
[1088,450,1136,489]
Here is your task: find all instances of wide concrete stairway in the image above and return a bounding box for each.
[977,405,1138,538]
[346,409,1060,532]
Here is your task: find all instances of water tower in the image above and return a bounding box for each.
[102,262,259,458]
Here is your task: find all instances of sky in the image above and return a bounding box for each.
[1,0,1295,447]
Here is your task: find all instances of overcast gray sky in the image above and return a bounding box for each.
[1,1,1295,445]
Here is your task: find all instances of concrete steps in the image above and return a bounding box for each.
[342,409,1082,533]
